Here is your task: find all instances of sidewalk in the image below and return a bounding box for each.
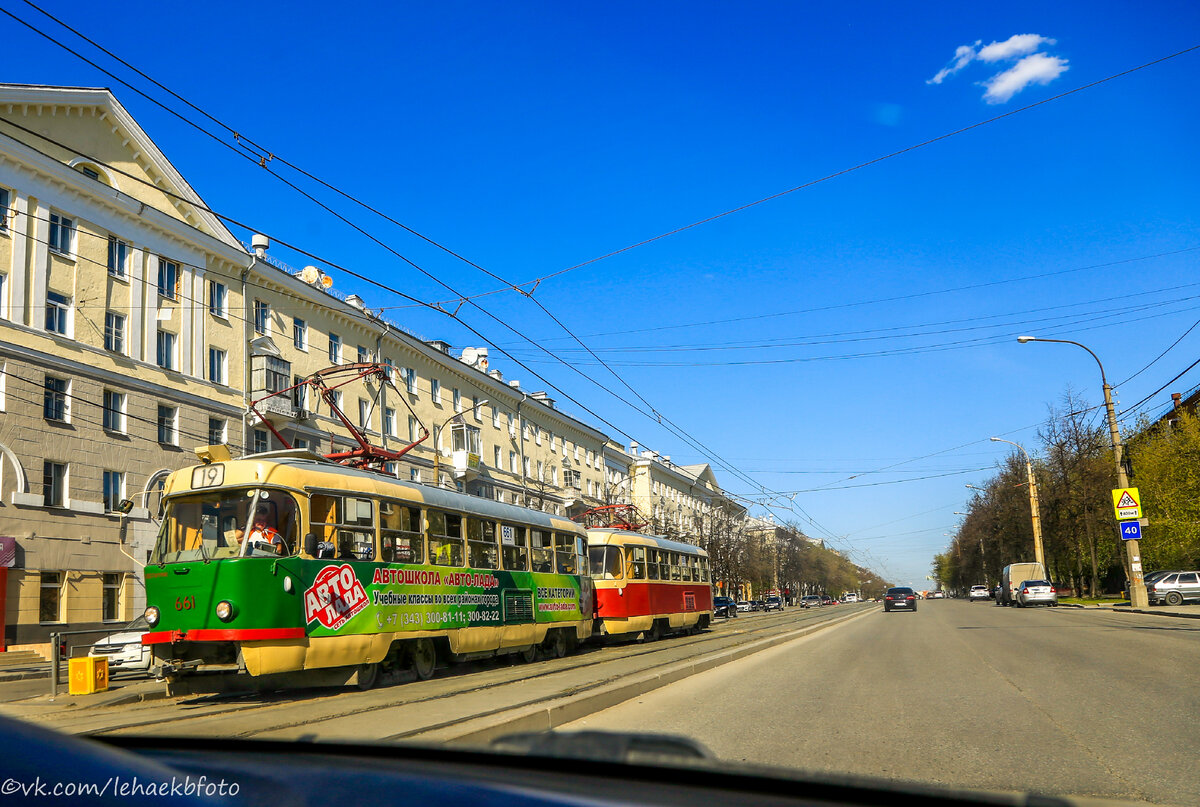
[1057,601,1200,619]
[0,673,166,708]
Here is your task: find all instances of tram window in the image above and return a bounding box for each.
[500,524,528,571]
[530,530,553,573]
[429,510,464,567]
[380,501,423,563]
[679,555,692,582]
[554,533,579,575]
[576,535,588,576]
[310,494,374,560]
[628,546,646,580]
[645,549,660,581]
[589,545,622,580]
[670,552,682,581]
[467,518,498,569]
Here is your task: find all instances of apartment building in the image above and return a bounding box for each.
[0,85,250,654]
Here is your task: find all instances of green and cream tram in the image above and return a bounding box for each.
[142,449,593,691]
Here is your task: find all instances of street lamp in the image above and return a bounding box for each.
[989,437,1045,569]
[432,399,488,489]
[1017,336,1148,607]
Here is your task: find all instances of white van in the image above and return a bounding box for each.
[1000,562,1047,606]
[842,592,860,603]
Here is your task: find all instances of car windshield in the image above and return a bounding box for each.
[3,6,1197,807]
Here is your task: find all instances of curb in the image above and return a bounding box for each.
[0,670,51,683]
[416,606,875,747]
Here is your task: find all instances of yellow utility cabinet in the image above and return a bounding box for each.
[68,656,109,695]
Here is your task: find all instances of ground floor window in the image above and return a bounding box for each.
[39,571,63,623]
[102,572,122,621]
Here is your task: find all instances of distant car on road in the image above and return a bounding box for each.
[87,615,152,676]
[821,595,835,606]
[763,595,783,611]
[842,593,860,603]
[883,587,917,612]
[750,600,764,611]
[968,585,990,602]
[800,595,822,608]
[713,596,738,618]
[735,600,752,612]
[1015,579,1058,607]
[1147,571,1200,606]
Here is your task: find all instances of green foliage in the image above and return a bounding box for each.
[1126,410,1200,569]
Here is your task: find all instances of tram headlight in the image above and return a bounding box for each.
[144,606,160,627]
[215,600,237,622]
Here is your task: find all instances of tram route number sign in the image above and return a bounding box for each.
[1120,521,1142,542]
[1111,487,1142,521]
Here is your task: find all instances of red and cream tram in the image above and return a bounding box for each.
[587,528,714,640]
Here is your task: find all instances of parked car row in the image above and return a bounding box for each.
[1144,570,1200,605]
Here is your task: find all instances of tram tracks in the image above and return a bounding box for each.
[36,605,875,741]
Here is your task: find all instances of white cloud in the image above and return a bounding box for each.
[977,34,1055,63]
[981,53,1069,103]
[927,42,980,85]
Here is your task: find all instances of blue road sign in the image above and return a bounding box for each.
[1120,520,1142,541]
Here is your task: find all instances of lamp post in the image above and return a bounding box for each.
[432,399,488,490]
[1017,336,1148,607]
[989,437,1045,569]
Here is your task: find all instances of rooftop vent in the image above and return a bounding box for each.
[426,340,453,354]
[251,234,269,257]
[530,391,555,409]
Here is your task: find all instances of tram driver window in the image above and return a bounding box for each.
[554,532,580,575]
[381,501,423,564]
[467,518,498,569]
[588,544,622,580]
[500,524,528,571]
[429,510,464,567]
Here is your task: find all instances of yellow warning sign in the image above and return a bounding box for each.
[1112,487,1142,521]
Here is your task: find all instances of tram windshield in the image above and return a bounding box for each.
[152,488,301,564]
[588,545,623,580]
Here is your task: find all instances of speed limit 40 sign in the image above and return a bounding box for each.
[1120,521,1142,541]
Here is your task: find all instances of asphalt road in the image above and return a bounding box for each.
[563,600,1200,806]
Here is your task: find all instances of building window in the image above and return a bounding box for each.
[535,426,542,445]
[42,461,67,507]
[157,405,177,445]
[293,317,307,350]
[550,433,557,452]
[39,572,63,624]
[208,417,226,445]
[408,415,419,442]
[331,389,342,411]
[552,466,559,485]
[431,378,441,404]
[493,446,501,468]
[410,468,421,483]
[208,347,227,384]
[328,333,341,364]
[157,258,179,300]
[0,187,9,232]
[45,292,70,335]
[358,398,371,430]
[156,330,176,370]
[510,451,518,474]
[523,456,531,478]
[103,312,125,353]
[292,375,308,410]
[208,281,227,317]
[403,367,417,394]
[384,407,396,437]
[102,573,122,622]
[49,213,73,254]
[43,376,68,422]
[253,299,269,335]
[102,471,125,513]
[102,390,125,432]
[537,460,544,481]
[357,344,369,364]
[492,407,500,429]
[253,429,269,453]
[453,388,462,413]
[106,236,130,278]
[294,437,308,450]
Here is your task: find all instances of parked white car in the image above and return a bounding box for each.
[88,615,152,676]
[968,585,990,602]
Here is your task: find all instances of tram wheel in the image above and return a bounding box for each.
[645,620,663,642]
[519,645,539,664]
[411,638,437,680]
[355,662,381,691]
[544,630,568,659]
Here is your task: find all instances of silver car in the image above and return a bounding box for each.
[88,615,152,676]
[1015,580,1058,607]
[1147,571,1200,606]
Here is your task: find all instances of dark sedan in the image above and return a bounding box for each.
[883,586,918,612]
[712,596,738,618]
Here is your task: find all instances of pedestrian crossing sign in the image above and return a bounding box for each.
[1112,487,1141,520]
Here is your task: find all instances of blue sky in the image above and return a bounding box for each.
[4,1,1199,585]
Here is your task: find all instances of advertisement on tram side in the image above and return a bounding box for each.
[300,563,589,637]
